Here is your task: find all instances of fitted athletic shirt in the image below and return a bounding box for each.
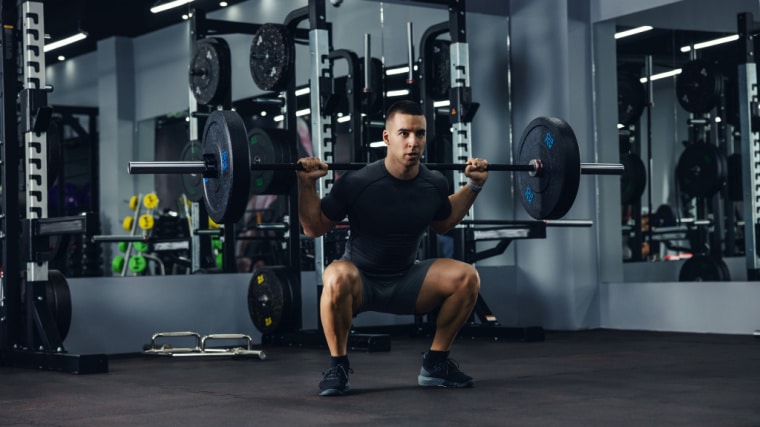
[321,159,452,274]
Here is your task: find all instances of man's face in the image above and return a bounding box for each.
[383,112,426,169]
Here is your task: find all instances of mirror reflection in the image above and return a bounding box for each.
[615,16,751,281]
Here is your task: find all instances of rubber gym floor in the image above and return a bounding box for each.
[1,329,758,426]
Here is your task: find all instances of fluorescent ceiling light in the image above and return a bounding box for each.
[369,141,386,148]
[336,115,352,123]
[433,100,450,108]
[296,108,310,117]
[680,34,739,52]
[295,87,310,96]
[386,66,409,76]
[386,89,410,97]
[614,26,653,39]
[44,32,87,53]
[151,0,194,14]
[640,68,682,83]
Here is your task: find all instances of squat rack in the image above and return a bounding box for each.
[0,0,108,373]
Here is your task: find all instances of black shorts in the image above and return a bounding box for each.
[355,259,436,315]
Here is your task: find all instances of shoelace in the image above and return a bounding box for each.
[323,365,354,378]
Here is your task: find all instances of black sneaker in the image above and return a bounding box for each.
[319,365,352,396]
[418,358,474,388]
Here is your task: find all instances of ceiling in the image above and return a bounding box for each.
[42,0,244,63]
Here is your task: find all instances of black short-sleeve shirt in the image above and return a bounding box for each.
[321,160,451,274]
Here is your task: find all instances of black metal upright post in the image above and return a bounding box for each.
[0,0,20,354]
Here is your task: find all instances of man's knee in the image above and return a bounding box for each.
[458,263,480,296]
[323,261,360,295]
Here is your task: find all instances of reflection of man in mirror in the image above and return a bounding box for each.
[237,117,313,272]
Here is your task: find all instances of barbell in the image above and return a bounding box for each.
[127,110,624,223]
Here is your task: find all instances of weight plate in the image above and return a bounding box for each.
[250,23,292,92]
[129,255,147,273]
[138,214,155,230]
[430,40,451,101]
[181,140,204,202]
[143,193,159,209]
[516,117,581,220]
[112,255,125,273]
[46,270,72,341]
[675,142,726,198]
[247,266,297,334]
[189,37,231,106]
[679,255,731,281]
[651,204,677,228]
[676,59,722,114]
[617,70,646,126]
[620,152,647,205]
[201,110,252,224]
[249,127,295,195]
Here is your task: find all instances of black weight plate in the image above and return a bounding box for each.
[516,117,581,220]
[727,153,743,201]
[431,40,451,101]
[247,266,296,334]
[620,152,647,205]
[675,142,726,198]
[676,59,722,114]
[679,255,731,281]
[248,127,295,195]
[359,57,384,115]
[617,70,646,126]
[46,270,72,341]
[189,37,231,106]
[250,23,292,92]
[652,204,677,228]
[181,140,204,202]
[201,110,251,224]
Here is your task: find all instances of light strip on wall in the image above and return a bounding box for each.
[44,32,88,53]
[369,141,386,148]
[295,87,310,96]
[679,34,739,52]
[433,100,450,108]
[386,66,409,76]
[614,25,653,39]
[639,68,682,83]
[386,89,410,97]
[151,0,194,14]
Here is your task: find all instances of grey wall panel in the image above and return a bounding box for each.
[601,279,760,334]
[64,273,258,355]
[509,0,603,330]
[47,51,99,107]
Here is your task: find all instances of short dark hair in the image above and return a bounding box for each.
[385,100,423,123]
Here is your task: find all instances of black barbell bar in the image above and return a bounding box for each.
[127,160,624,177]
